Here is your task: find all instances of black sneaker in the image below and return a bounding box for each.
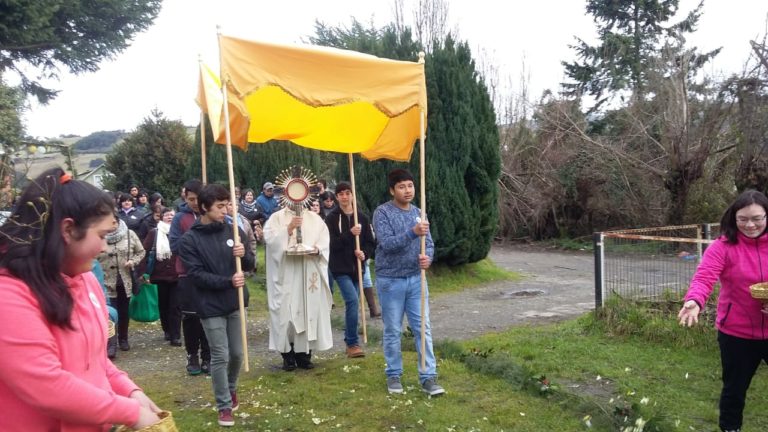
[295,352,314,369]
[186,355,202,375]
[281,352,297,371]
[201,359,210,374]
[118,338,130,351]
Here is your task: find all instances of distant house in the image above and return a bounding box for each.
[77,163,109,190]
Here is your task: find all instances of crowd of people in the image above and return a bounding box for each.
[0,167,444,429]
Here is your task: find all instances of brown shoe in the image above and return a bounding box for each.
[346,345,365,358]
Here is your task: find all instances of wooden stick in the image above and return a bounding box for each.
[348,154,367,344]
[200,110,208,185]
[419,107,427,372]
[218,28,249,372]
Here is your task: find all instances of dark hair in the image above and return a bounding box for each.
[151,203,164,215]
[720,189,768,244]
[319,191,336,202]
[198,184,231,215]
[149,192,163,207]
[183,179,203,196]
[241,188,255,199]
[159,206,173,216]
[335,181,352,195]
[387,168,414,190]
[317,179,327,188]
[117,192,133,205]
[0,168,114,328]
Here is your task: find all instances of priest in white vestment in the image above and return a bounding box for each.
[263,206,333,370]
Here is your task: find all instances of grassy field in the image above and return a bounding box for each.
[129,251,768,431]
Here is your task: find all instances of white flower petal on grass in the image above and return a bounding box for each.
[596,375,602,381]
[685,372,689,379]
[624,367,632,372]
[312,417,322,425]
[238,412,251,419]
[519,412,525,416]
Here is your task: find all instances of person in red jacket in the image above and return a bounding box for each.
[0,167,163,431]
[679,189,768,432]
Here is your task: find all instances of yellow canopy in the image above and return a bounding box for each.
[217,35,427,161]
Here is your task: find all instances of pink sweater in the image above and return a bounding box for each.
[685,233,768,340]
[0,270,141,431]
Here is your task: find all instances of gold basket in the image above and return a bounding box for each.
[115,411,178,432]
[750,282,768,301]
[107,320,116,339]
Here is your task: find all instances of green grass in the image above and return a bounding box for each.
[131,247,768,431]
[136,351,587,431]
[134,300,768,431]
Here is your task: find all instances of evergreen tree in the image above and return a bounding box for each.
[105,109,192,199]
[561,0,705,107]
[0,80,24,189]
[312,21,500,264]
[0,0,161,102]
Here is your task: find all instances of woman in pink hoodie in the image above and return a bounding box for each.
[0,168,163,431]
[679,189,768,432]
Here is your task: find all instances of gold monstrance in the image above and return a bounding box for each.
[276,166,317,255]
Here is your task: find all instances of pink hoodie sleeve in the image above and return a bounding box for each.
[0,277,141,427]
[685,239,727,308]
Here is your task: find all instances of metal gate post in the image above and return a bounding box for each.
[593,232,605,308]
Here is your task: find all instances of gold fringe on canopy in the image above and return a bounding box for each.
[216,36,427,161]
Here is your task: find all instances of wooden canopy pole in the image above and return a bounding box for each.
[198,55,208,185]
[418,107,427,372]
[347,154,367,343]
[217,27,249,372]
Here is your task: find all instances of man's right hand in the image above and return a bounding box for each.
[288,216,303,235]
[412,220,429,237]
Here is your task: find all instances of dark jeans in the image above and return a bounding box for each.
[718,330,768,431]
[179,277,210,361]
[183,313,210,361]
[110,276,130,342]
[156,280,181,340]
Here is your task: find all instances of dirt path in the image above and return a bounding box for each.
[429,244,594,341]
[115,244,596,375]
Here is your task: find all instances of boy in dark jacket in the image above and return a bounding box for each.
[325,182,375,358]
[179,184,254,427]
[169,179,210,375]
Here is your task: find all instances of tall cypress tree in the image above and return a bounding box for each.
[313,21,500,264]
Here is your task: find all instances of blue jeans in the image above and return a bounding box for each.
[334,274,360,347]
[200,311,243,410]
[377,274,437,384]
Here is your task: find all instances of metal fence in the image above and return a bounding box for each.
[593,224,720,307]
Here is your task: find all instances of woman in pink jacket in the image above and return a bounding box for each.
[0,168,163,431]
[679,189,768,432]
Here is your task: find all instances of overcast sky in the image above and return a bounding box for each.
[21,0,768,138]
